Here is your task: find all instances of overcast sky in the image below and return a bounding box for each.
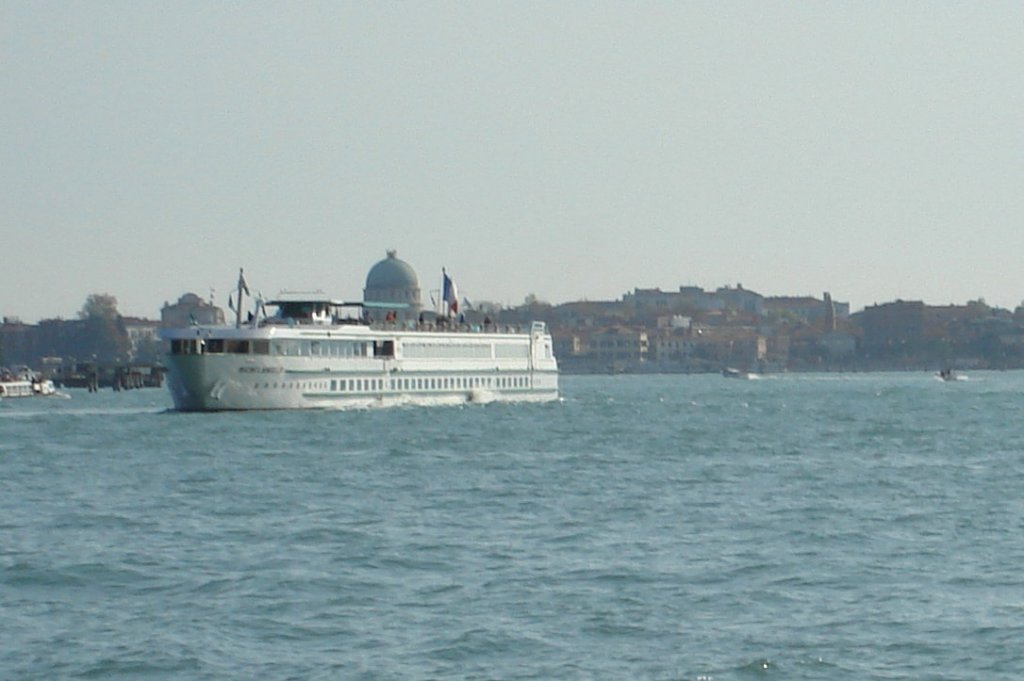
[4,2,1023,322]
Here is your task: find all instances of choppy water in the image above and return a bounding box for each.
[3,373,1024,680]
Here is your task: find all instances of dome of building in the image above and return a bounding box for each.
[365,250,419,291]
[363,250,422,319]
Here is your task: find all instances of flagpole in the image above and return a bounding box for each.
[439,268,445,317]
[235,268,245,328]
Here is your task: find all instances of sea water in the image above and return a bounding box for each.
[2,373,1023,680]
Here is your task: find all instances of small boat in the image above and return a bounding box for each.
[936,368,967,382]
[722,367,758,380]
[0,367,60,399]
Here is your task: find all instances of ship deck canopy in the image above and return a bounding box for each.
[265,294,409,325]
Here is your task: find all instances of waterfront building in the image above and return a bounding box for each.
[161,293,225,328]
[362,250,422,322]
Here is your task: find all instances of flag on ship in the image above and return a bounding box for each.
[442,269,459,316]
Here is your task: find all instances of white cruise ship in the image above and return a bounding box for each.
[160,256,558,411]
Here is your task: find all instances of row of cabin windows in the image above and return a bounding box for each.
[252,375,531,392]
[169,338,531,361]
[170,339,385,357]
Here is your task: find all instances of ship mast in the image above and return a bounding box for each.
[234,268,249,328]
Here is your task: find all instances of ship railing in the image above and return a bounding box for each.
[259,316,533,335]
[367,321,526,334]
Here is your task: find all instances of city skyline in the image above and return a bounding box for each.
[5,3,1024,322]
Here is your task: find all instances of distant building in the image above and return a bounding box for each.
[650,328,694,363]
[585,326,649,365]
[820,330,857,357]
[711,284,764,315]
[0,317,34,366]
[123,317,161,362]
[363,250,422,321]
[161,293,225,328]
[551,332,584,359]
[656,314,691,330]
[764,293,849,326]
[859,301,926,353]
[624,283,765,318]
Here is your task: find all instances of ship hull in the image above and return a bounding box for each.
[161,324,559,411]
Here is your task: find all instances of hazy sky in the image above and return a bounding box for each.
[4,2,1024,322]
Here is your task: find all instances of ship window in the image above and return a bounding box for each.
[226,340,249,354]
[373,340,395,358]
[253,340,270,355]
[206,339,225,354]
